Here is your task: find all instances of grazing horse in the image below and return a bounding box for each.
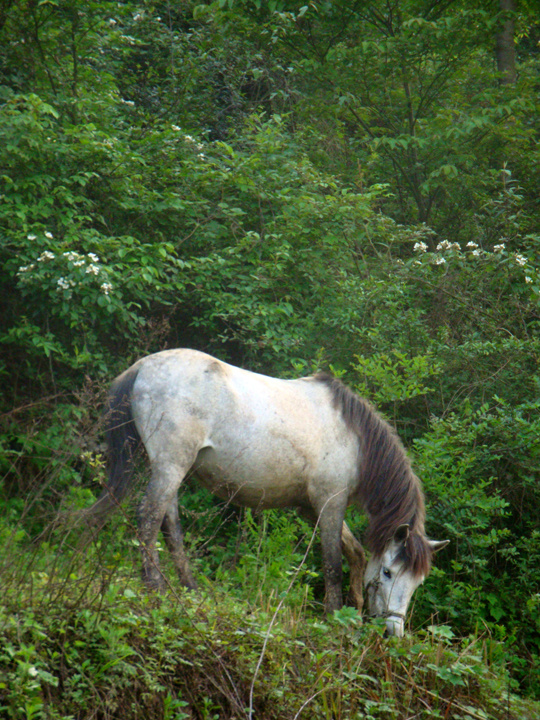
[94,348,448,636]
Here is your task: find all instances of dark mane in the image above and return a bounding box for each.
[316,373,432,577]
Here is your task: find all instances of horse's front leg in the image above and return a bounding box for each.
[317,505,347,615]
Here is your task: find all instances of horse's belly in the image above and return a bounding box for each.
[193,446,310,509]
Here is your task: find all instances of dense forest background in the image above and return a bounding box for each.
[1,1,540,717]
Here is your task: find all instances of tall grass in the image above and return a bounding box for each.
[1,488,539,720]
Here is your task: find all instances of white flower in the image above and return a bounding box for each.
[17,264,34,274]
[86,264,100,275]
[63,251,84,262]
[525,276,533,284]
[197,153,205,159]
[435,240,461,253]
[184,135,194,142]
[413,241,428,253]
[87,253,100,262]
[27,234,37,241]
[38,251,55,261]
[171,125,181,131]
[57,277,71,290]
[515,254,527,266]
[466,241,478,249]
[471,249,480,256]
[108,18,117,26]
[436,240,452,251]
[73,260,85,267]
[493,243,506,253]
[44,231,53,239]
[100,282,113,295]
[434,256,446,265]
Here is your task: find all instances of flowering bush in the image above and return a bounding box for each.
[17,242,114,302]
[411,236,539,291]
[4,227,187,375]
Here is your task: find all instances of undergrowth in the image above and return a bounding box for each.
[0,442,538,720]
[1,533,539,720]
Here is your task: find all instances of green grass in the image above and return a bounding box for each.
[1,518,539,720]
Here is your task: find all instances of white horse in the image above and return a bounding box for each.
[94,348,448,636]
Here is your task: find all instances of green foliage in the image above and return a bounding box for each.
[353,350,442,405]
[1,0,540,708]
[221,508,319,610]
[260,1,540,234]
[412,397,540,695]
[1,557,539,720]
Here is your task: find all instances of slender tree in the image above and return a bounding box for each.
[496,0,517,84]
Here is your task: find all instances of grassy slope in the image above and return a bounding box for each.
[1,538,539,720]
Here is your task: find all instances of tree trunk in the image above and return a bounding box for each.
[496,0,516,85]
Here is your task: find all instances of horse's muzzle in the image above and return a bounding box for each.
[384,614,405,637]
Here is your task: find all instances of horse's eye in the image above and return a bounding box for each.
[382,567,392,579]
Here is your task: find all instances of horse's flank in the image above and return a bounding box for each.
[316,373,431,578]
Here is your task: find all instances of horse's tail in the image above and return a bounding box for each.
[90,366,142,518]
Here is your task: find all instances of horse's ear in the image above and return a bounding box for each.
[429,539,450,553]
[393,524,410,545]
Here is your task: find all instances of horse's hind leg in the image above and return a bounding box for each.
[341,521,366,613]
[161,495,197,590]
[137,461,193,591]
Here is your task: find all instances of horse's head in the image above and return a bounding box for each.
[364,524,449,637]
